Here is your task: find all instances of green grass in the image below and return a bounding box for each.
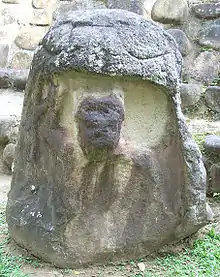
[0,209,29,277]
[0,249,28,277]
[115,228,220,277]
[192,133,206,153]
[152,228,220,277]
[200,46,213,52]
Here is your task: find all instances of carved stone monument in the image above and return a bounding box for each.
[7,9,212,268]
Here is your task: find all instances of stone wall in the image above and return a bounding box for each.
[0,0,57,69]
[150,0,220,103]
[0,0,58,173]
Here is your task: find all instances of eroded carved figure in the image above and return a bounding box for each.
[76,95,124,161]
[6,9,211,268]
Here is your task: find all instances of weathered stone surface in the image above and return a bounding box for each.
[192,3,220,19]
[53,0,106,21]
[198,24,220,50]
[179,83,202,108]
[35,10,182,88]
[0,114,19,145]
[151,0,189,24]
[0,6,16,25]
[107,0,145,14]
[76,95,125,161]
[2,0,20,3]
[143,0,157,19]
[12,70,28,91]
[0,68,28,91]
[3,143,16,170]
[56,0,146,14]
[15,26,48,50]
[0,70,11,88]
[0,44,9,67]
[187,119,220,135]
[190,52,219,84]
[9,52,32,69]
[53,0,146,21]
[0,90,23,144]
[210,164,220,193]
[30,9,51,26]
[8,3,33,25]
[167,29,191,56]
[204,135,220,154]
[8,126,19,144]
[205,86,220,112]
[6,9,210,269]
[0,29,7,41]
[32,0,51,9]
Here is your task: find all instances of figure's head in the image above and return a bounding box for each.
[76,95,124,161]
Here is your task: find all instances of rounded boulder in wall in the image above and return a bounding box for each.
[3,143,16,170]
[151,0,189,24]
[167,29,191,56]
[9,52,33,69]
[15,26,49,50]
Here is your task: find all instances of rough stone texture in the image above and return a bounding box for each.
[30,9,51,26]
[179,83,202,108]
[53,0,147,21]
[12,70,29,91]
[0,68,28,91]
[0,6,16,25]
[0,90,23,144]
[198,24,220,50]
[0,70,11,88]
[53,0,106,21]
[2,0,20,3]
[210,164,220,193]
[3,143,16,170]
[187,119,220,135]
[151,0,189,24]
[204,135,220,154]
[0,44,9,67]
[15,26,49,50]
[3,2,33,25]
[0,29,7,41]
[143,0,157,19]
[107,0,145,14]
[76,95,125,161]
[9,52,33,69]
[167,29,191,56]
[205,86,220,112]
[190,51,219,84]
[6,9,211,268]
[32,0,51,9]
[192,3,220,19]
[35,10,182,89]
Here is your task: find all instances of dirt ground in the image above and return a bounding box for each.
[0,175,220,277]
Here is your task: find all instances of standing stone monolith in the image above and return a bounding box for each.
[6,9,212,268]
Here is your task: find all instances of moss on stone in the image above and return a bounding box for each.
[193,133,220,164]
